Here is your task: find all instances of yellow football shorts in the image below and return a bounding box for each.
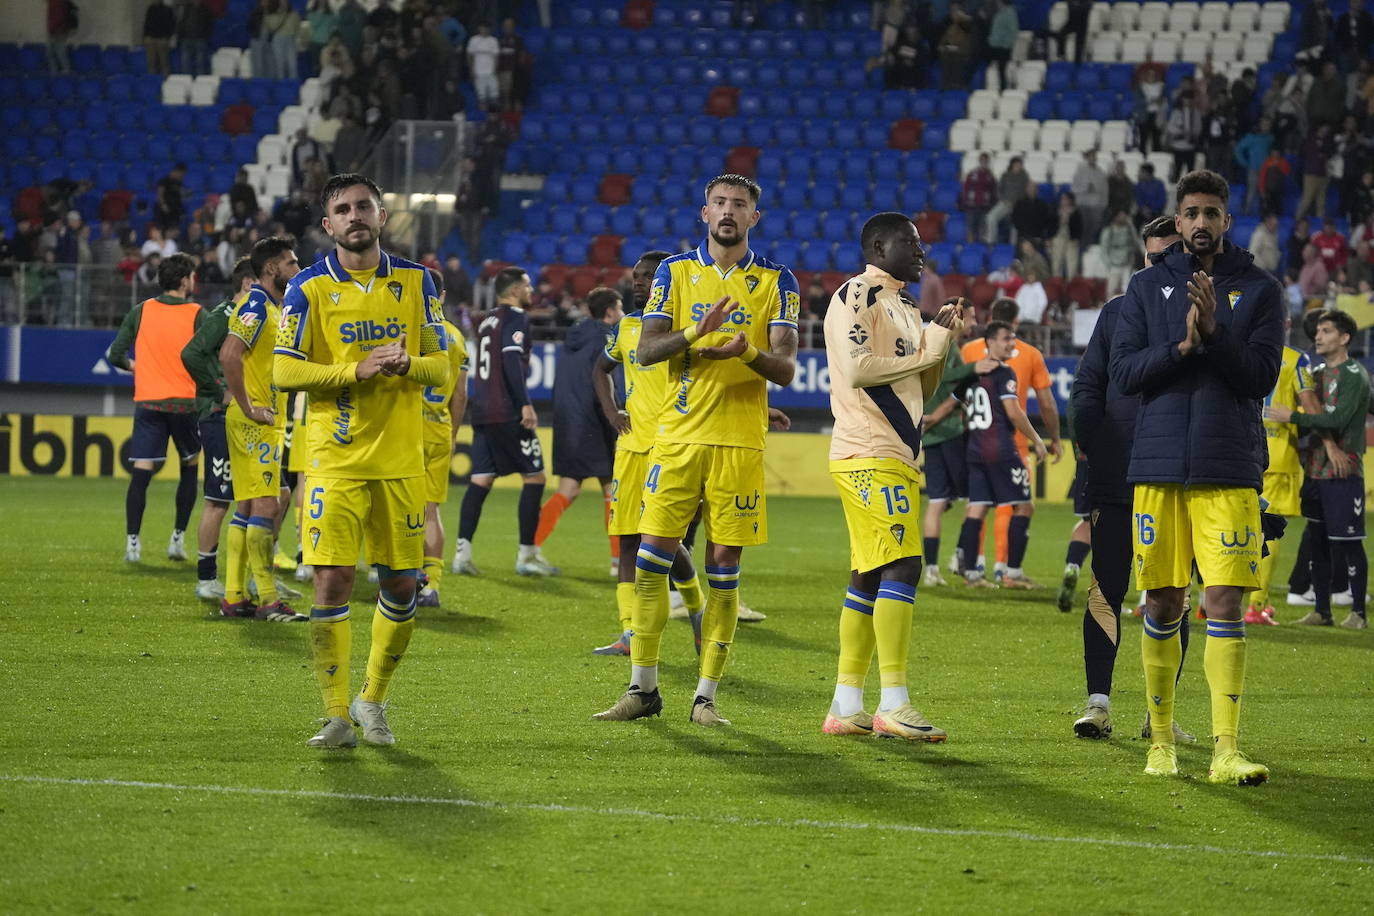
[423,434,452,504]
[226,413,284,501]
[1260,469,1301,518]
[608,447,652,536]
[637,441,767,546]
[831,458,923,574]
[301,475,426,570]
[1132,483,1261,590]
[286,422,308,475]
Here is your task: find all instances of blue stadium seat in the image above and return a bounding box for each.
[927,242,958,271]
[771,238,802,267]
[638,209,669,236]
[811,62,840,88]
[900,183,930,212]
[922,120,949,150]
[834,242,862,273]
[1026,93,1055,121]
[821,212,851,242]
[794,92,822,120]
[1057,93,1086,121]
[931,185,959,214]
[529,234,559,265]
[788,209,820,240]
[544,173,573,201]
[909,94,936,120]
[756,61,784,87]
[989,244,1016,270]
[1105,65,1134,94]
[1045,62,1074,93]
[550,205,579,234]
[581,205,612,236]
[799,241,832,272]
[780,182,809,210]
[1074,65,1102,92]
[944,212,968,242]
[583,148,612,175]
[938,92,969,120]
[838,150,870,182]
[1087,95,1115,121]
[932,152,961,184]
[521,204,549,232]
[810,181,841,211]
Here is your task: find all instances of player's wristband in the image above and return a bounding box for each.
[741,343,761,364]
[682,326,700,345]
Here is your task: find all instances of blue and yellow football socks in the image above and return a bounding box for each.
[1142,613,1184,743]
[360,589,417,704]
[1204,618,1246,754]
[699,564,741,684]
[309,604,352,719]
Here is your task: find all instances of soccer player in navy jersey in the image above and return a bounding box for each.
[953,321,1048,585]
[452,266,559,577]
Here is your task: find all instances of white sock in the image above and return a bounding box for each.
[879,685,909,711]
[1088,693,1110,710]
[128,534,139,546]
[630,664,657,693]
[694,677,718,701]
[1065,562,1080,573]
[518,544,537,560]
[456,538,471,555]
[1007,566,1023,578]
[830,684,864,716]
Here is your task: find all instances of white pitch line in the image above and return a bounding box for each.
[4,774,1371,866]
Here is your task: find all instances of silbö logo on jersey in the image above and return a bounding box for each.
[340,317,408,350]
[333,387,356,445]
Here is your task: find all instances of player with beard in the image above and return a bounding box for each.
[593,175,799,726]
[1110,170,1283,784]
[274,173,450,748]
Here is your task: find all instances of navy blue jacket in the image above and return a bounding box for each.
[553,316,616,430]
[1108,241,1283,491]
[1071,295,1137,506]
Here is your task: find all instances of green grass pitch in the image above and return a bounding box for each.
[1,476,1372,914]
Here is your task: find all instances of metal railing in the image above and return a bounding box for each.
[359,120,469,260]
[0,263,234,328]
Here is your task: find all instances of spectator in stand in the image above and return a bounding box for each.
[1311,219,1351,275]
[300,157,329,202]
[46,0,75,73]
[1350,60,1374,116]
[1298,244,1330,300]
[1133,66,1168,154]
[960,152,997,242]
[467,23,500,111]
[1334,0,1374,75]
[1259,147,1292,218]
[1166,91,1202,180]
[1349,243,1373,290]
[1134,162,1167,224]
[308,97,346,148]
[92,222,124,264]
[135,252,162,290]
[1201,91,1238,181]
[437,7,468,61]
[1273,79,1308,154]
[274,189,312,241]
[1052,0,1092,64]
[331,116,369,174]
[181,222,208,257]
[1349,170,1374,227]
[985,0,1017,90]
[1231,68,1259,134]
[141,225,179,259]
[1106,159,1134,218]
[196,249,225,286]
[1017,238,1050,283]
[1015,264,1049,325]
[442,254,474,319]
[453,156,487,257]
[227,169,259,220]
[497,17,525,112]
[154,164,187,231]
[1099,208,1143,297]
[1296,125,1334,220]
[1249,213,1283,276]
[1335,118,1373,201]
[1234,117,1274,215]
[142,0,176,77]
[1072,149,1108,242]
[1012,185,1054,245]
[875,0,908,51]
[1286,217,1313,275]
[176,0,214,77]
[335,0,366,57]
[983,156,1029,244]
[1309,61,1348,129]
[918,257,946,319]
[882,24,929,89]
[936,4,975,91]
[1047,191,1083,278]
[303,0,338,74]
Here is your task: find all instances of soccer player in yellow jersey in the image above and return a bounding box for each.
[418,267,469,609]
[219,236,303,621]
[593,174,799,726]
[1247,322,1318,624]
[591,250,709,656]
[823,213,963,740]
[273,174,449,749]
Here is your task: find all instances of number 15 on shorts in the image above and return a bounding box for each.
[880,485,910,515]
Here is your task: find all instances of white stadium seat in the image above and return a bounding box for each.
[1013,60,1045,92]
[1067,120,1101,153]
[997,89,1029,120]
[968,90,998,121]
[1091,34,1121,62]
[1198,2,1229,32]
[256,134,289,168]
[1099,121,1131,153]
[1023,152,1052,184]
[1180,34,1212,63]
[950,119,980,152]
[1110,1,1140,31]
[1212,34,1242,64]
[1039,119,1071,152]
[278,105,308,137]
[1120,34,1151,62]
[961,151,982,175]
[1012,30,1033,63]
[1081,244,1108,279]
[992,151,1014,175]
[1138,2,1169,32]
[244,163,268,196]
[1241,33,1273,62]
[980,122,1010,151]
[210,47,240,78]
[1048,1,1068,31]
[189,74,219,106]
[1147,151,1173,180]
[1168,2,1200,31]
[297,77,321,111]
[161,75,191,106]
[1008,120,1040,153]
[1089,2,1110,31]
[1150,34,1181,62]
[1230,2,1260,30]
[1258,3,1288,32]
[1051,153,1083,186]
[1115,151,1145,177]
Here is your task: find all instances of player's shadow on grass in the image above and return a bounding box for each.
[1244,627,1374,651]
[736,625,828,655]
[1217,767,1374,851]
[656,662,816,705]
[418,612,506,637]
[231,619,309,655]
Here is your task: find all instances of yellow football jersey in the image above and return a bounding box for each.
[422,320,470,446]
[227,283,287,419]
[1263,345,1313,474]
[274,250,447,480]
[603,310,667,454]
[643,245,799,451]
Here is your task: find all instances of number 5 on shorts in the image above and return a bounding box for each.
[309,486,325,520]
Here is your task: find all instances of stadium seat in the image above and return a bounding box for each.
[589,234,622,267]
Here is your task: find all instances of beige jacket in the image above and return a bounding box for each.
[824,265,958,468]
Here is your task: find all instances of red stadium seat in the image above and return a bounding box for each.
[706,86,739,117]
[14,187,45,222]
[1066,276,1105,309]
[599,174,632,206]
[99,190,135,223]
[589,234,623,267]
[888,118,923,151]
[942,273,969,301]
[623,0,654,29]
[540,263,571,291]
[914,211,944,242]
[1042,275,1065,306]
[791,270,814,295]
[725,145,759,177]
[968,276,998,310]
[820,270,848,294]
[568,266,601,297]
[220,103,254,136]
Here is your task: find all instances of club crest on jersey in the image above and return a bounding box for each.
[744,274,759,293]
[848,324,869,345]
[388,280,403,302]
[890,523,905,545]
[262,471,272,487]
[329,292,341,305]
[1228,290,1242,310]
[310,527,321,549]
